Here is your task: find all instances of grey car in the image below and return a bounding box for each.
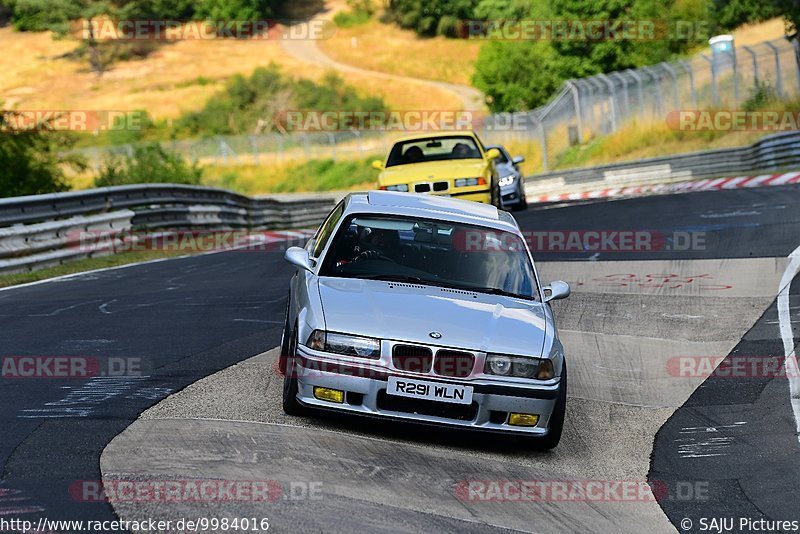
[280,191,570,448]
[488,145,527,211]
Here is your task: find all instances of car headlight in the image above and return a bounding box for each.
[454,177,487,187]
[485,353,551,379]
[498,175,516,187]
[381,184,409,192]
[306,330,381,359]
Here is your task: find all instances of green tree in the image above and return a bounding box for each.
[0,112,85,197]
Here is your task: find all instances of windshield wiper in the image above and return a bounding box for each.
[352,274,429,284]
[442,283,535,301]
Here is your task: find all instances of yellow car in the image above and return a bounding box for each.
[372,131,501,205]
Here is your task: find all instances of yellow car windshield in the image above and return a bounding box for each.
[386,136,482,167]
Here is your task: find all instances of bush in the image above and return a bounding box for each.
[334,0,375,27]
[742,79,779,111]
[473,41,564,111]
[176,66,387,137]
[0,112,84,197]
[386,0,477,37]
[94,143,202,187]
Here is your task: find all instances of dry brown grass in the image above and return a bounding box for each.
[0,25,459,117]
[319,19,481,86]
[730,17,787,46]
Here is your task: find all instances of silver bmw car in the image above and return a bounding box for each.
[279,191,570,448]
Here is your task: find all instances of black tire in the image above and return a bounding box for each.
[282,326,306,416]
[278,297,291,375]
[531,361,566,450]
[512,183,528,211]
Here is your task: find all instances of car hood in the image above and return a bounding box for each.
[318,277,548,358]
[495,162,516,176]
[379,159,489,185]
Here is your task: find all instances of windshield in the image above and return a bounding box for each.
[385,136,482,167]
[320,215,539,301]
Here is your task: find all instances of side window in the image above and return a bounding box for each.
[312,202,344,258]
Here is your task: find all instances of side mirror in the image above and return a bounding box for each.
[543,280,570,302]
[512,155,525,165]
[486,148,501,160]
[285,247,314,272]
[371,160,384,170]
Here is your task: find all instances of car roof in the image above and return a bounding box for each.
[343,191,519,232]
[391,130,479,144]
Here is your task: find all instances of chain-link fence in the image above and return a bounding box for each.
[479,36,800,171]
[73,36,799,173]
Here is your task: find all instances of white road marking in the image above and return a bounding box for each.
[778,245,800,438]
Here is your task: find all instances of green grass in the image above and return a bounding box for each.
[270,157,379,193]
[0,250,193,289]
[201,155,381,195]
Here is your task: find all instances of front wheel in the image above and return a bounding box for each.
[282,327,306,416]
[530,361,566,450]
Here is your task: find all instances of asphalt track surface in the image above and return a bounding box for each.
[3,184,800,533]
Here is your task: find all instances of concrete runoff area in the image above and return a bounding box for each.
[101,257,781,533]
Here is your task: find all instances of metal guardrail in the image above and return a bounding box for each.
[524,130,800,195]
[0,185,337,274]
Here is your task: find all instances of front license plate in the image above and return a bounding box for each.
[386,377,473,405]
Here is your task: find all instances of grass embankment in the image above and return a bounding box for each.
[202,155,382,194]
[0,250,192,289]
[0,26,459,118]
[319,18,482,86]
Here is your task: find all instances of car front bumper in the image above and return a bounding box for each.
[500,183,524,207]
[290,346,562,436]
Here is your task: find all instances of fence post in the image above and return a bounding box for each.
[702,54,719,105]
[627,69,645,120]
[610,72,630,121]
[642,66,663,116]
[660,62,680,111]
[249,135,259,164]
[765,41,784,97]
[731,41,739,104]
[794,38,800,96]
[328,132,337,160]
[536,115,548,171]
[597,73,618,132]
[353,130,365,154]
[565,80,584,144]
[679,60,697,108]
[580,80,594,133]
[742,45,759,85]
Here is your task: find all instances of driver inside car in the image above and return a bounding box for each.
[353,227,400,262]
